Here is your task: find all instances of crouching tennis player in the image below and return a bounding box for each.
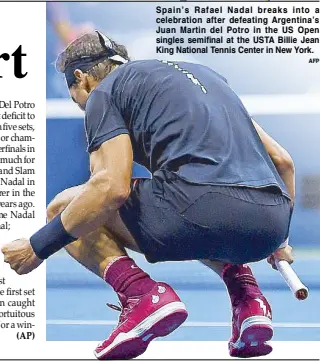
[2,31,295,359]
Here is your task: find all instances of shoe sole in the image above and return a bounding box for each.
[94,301,188,360]
[229,316,273,358]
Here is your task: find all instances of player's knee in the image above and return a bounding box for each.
[46,187,80,221]
[46,196,68,221]
[46,202,59,222]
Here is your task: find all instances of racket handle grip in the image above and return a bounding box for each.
[275,259,309,300]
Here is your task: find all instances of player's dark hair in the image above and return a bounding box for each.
[55,31,130,83]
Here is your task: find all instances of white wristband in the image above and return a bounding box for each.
[278,237,289,249]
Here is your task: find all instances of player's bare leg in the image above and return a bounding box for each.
[201,259,273,358]
[47,189,188,360]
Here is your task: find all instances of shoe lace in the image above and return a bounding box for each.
[106,299,138,324]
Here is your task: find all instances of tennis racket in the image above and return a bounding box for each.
[275,259,309,300]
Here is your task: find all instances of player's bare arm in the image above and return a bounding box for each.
[61,134,133,238]
[1,135,133,275]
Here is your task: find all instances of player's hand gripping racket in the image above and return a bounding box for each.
[275,259,309,300]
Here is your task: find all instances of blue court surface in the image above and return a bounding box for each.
[47,250,320,342]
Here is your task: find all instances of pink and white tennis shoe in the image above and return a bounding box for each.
[229,294,273,358]
[94,282,188,360]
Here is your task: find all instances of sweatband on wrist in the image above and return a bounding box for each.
[30,214,77,260]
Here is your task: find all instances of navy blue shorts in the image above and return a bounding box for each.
[119,172,291,264]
